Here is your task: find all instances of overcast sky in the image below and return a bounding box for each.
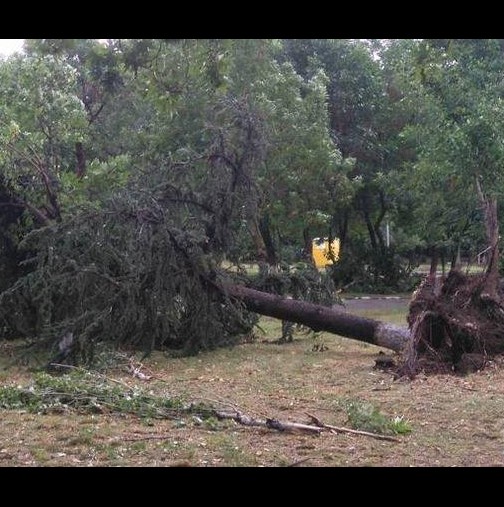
[0,39,25,57]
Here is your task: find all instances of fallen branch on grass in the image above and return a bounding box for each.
[215,410,402,441]
[121,434,176,442]
[215,410,323,434]
[0,371,403,442]
[306,412,401,442]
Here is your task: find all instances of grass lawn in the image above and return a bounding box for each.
[1,297,503,467]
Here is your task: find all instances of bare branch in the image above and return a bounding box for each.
[306,413,401,442]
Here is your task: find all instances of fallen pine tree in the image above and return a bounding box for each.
[223,264,504,378]
[1,79,503,381]
[22,260,504,379]
[224,283,410,353]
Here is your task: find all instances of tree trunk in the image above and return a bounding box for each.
[333,209,349,254]
[302,227,313,263]
[247,217,267,262]
[475,177,500,301]
[75,142,86,179]
[225,284,410,352]
[362,202,378,251]
[258,215,278,266]
[373,190,388,249]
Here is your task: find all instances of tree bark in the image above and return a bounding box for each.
[75,142,86,179]
[247,217,267,262]
[224,284,410,352]
[302,227,313,263]
[475,176,500,301]
[258,215,278,266]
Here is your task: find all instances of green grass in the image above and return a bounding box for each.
[349,306,409,326]
[3,298,504,466]
[415,263,484,275]
[341,398,412,436]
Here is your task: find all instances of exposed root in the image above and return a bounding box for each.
[397,269,504,377]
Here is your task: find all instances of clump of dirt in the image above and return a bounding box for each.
[401,269,504,377]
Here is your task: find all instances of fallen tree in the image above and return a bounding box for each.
[224,283,410,353]
[1,90,502,378]
[4,199,502,378]
[224,263,504,377]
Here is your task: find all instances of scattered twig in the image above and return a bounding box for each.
[286,457,313,467]
[305,412,401,442]
[125,356,160,381]
[214,409,402,440]
[127,364,153,381]
[120,434,173,442]
[10,367,403,443]
[214,408,402,441]
[460,385,478,392]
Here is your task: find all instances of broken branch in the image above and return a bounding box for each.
[215,410,323,434]
[306,412,401,442]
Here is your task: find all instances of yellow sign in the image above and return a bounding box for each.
[312,237,340,268]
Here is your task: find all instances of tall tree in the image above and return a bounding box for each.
[0,53,88,290]
[377,39,504,375]
[379,39,481,277]
[394,39,504,295]
[280,39,419,291]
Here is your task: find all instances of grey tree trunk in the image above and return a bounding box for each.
[225,284,410,352]
[475,177,500,301]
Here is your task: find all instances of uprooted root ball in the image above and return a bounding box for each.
[399,269,504,377]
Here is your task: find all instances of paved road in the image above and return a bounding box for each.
[340,295,411,313]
